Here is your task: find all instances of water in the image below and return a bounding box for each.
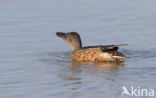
[0,0,156,98]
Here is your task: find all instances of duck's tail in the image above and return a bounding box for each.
[112,55,128,58]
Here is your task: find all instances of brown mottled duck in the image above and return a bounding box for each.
[56,32,127,62]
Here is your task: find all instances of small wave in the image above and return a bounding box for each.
[121,49,156,59]
[38,51,71,65]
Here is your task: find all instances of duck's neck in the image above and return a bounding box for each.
[70,39,82,52]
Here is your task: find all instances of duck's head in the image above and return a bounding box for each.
[56,32,82,51]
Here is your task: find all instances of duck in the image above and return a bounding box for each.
[56,32,127,62]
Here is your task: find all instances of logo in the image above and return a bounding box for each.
[121,86,155,97]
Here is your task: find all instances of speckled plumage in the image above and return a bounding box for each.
[56,32,127,62]
[71,46,125,62]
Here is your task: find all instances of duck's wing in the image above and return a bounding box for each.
[82,44,128,51]
[82,44,128,58]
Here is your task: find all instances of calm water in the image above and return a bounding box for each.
[0,0,156,98]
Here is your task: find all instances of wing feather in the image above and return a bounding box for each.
[82,44,128,51]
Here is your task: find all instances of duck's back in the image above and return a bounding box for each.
[70,45,127,62]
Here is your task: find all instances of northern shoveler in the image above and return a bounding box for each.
[56,32,127,62]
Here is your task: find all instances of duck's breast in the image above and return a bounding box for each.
[70,48,102,61]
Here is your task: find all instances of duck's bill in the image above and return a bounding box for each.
[56,32,67,40]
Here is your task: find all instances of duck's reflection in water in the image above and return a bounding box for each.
[59,61,124,95]
[71,61,124,68]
